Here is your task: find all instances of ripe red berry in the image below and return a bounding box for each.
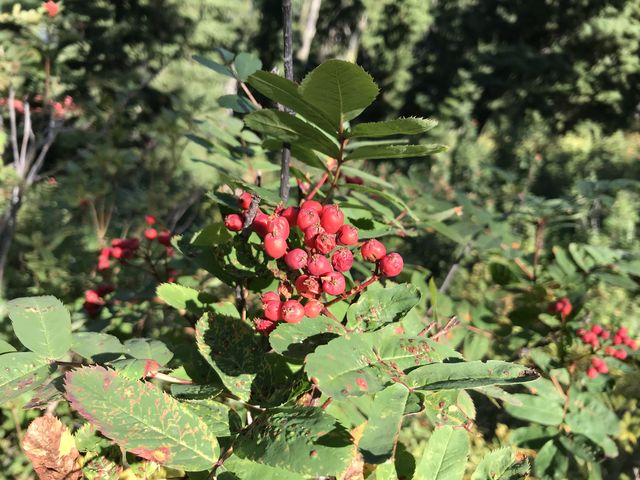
[261,291,280,304]
[264,234,288,259]
[322,271,346,296]
[144,228,158,240]
[304,300,324,318]
[600,330,610,339]
[252,212,270,238]
[295,275,321,298]
[307,254,333,276]
[561,300,572,318]
[304,224,325,247]
[331,248,353,272]
[281,300,305,323]
[267,215,290,239]
[145,215,156,225]
[616,327,628,338]
[320,205,344,234]
[380,252,404,277]
[613,335,623,345]
[297,208,320,231]
[337,225,358,245]
[263,301,282,321]
[315,233,337,254]
[224,214,243,232]
[301,200,323,214]
[361,239,386,262]
[614,349,628,360]
[605,346,616,356]
[284,249,308,270]
[255,318,277,335]
[158,231,172,246]
[239,191,253,210]
[627,339,638,351]
[591,325,603,335]
[281,206,299,227]
[586,367,598,379]
[592,358,608,374]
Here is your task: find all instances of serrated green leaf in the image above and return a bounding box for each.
[234,406,353,477]
[65,366,219,470]
[414,426,469,480]
[359,383,410,463]
[195,304,262,401]
[179,399,233,436]
[406,361,539,391]
[170,384,224,401]
[346,283,421,330]
[348,117,438,138]
[346,144,447,161]
[346,183,418,221]
[156,283,212,314]
[471,448,529,480]
[504,394,564,426]
[0,352,54,404]
[233,53,262,81]
[7,296,72,359]
[245,109,340,158]
[192,54,233,77]
[74,423,114,452]
[473,386,523,406]
[299,60,379,129]
[269,316,342,362]
[564,393,619,454]
[71,332,124,362]
[220,456,306,480]
[247,71,336,134]
[305,331,461,399]
[218,94,256,113]
[123,338,173,366]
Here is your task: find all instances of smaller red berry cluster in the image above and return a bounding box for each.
[578,325,638,379]
[548,297,572,319]
[225,193,405,335]
[83,284,114,316]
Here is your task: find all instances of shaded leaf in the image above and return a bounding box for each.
[348,117,438,138]
[71,332,124,362]
[123,338,173,366]
[192,54,233,77]
[346,144,447,161]
[269,316,342,362]
[504,394,564,426]
[346,283,421,330]
[218,94,256,113]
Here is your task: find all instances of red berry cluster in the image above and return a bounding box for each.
[578,325,638,379]
[224,193,405,335]
[83,284,114,316]
[549,297,572,319]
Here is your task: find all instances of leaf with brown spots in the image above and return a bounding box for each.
[23,415,82,480]
[0,352,54,404]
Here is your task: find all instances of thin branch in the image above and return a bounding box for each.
[430,316,460,341]
[19,102,32,176]
[239,81,262,109]
[8,88,20,167]
[279,0,294,203]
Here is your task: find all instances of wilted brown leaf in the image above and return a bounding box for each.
[23,415,82,480]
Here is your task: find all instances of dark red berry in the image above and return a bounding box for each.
[315,233,337,254]
[284,248,308,270]
[301,200,323,214]
[297,208,320,231]
[307,254,333,276]
[337,225,358,245]
[255,318,277,335]
[264,234,287,259]
[304,224,325,247]
[261,291,280,304]
[295,275,321,298]
[157,231,171,246]
[267,215,290,239]
[304,300,324,318]
[224,214,243,232]
[281,206,299,227]
[320,205,344,234]
[322,271,346,296]
[361,239,386,262]
[239,192,253,210]
[281,300,305,323]
[380,253,404,277]
[331,248,353,272]
[252,212,270,238]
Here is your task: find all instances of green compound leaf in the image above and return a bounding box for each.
[504,394,564,426]
[414,426,469,480]
[64,366,219,471]
[7,296,72,359]
[0,352,54,404]
[359,383,410,464]
[195,304,263,401]
[346,283,421,331]
[234,406,353,477]
[305,331,460,399]
[348,117,438,139]
[219,456,306,480]
[299,59,379,129]
[245,109,340,158]
[123,338,173,366]
[406,361,539,391]
[233,52,262,81]
[346,144,447,161]
[71,332,124,362]
[471,447,529,480]
[269,316,342,362]
[247,71,336,134]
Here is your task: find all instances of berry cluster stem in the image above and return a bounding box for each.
[325,273,380,307]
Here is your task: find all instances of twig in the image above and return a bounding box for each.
[430,316,460,341]
[279,0,294,203]
[239,82,262,109]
